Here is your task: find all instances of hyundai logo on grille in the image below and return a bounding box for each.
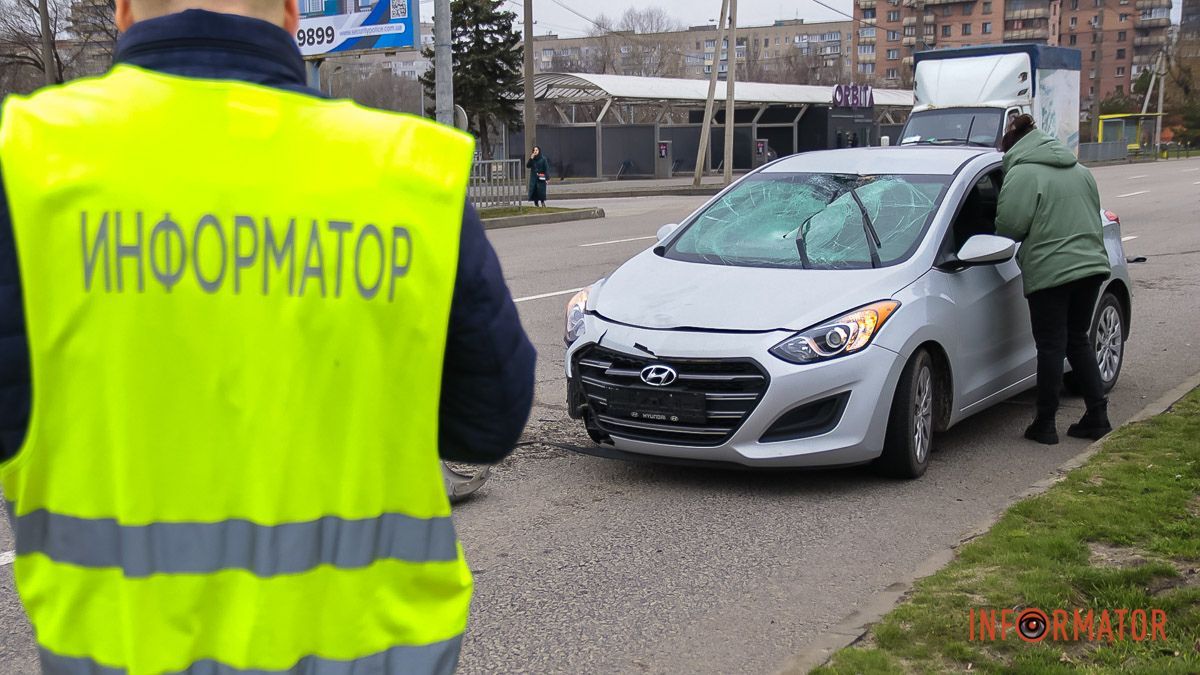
[640,365,678,387]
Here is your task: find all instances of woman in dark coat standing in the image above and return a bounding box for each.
[527,146,550,207]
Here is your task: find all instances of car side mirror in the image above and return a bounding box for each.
[657,223,679,242]
[954,234,1018,267]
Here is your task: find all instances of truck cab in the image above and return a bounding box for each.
[899,44,1082,153]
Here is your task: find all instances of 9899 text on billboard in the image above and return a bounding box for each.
[296,0,419,57]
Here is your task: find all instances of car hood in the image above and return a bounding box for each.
[592,250,921,332]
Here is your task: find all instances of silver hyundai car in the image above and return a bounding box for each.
[562,147,1132,478]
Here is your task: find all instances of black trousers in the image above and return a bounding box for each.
[1027,274,1108,419]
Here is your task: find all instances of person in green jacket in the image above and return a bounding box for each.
[527,146,550,207]
[996,114,1113,446]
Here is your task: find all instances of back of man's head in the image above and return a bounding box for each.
[116,0,299,33]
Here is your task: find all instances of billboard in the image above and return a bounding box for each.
[297,0,419,57]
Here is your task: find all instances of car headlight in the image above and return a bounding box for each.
[769,300,900,364]
[564,287,591,344]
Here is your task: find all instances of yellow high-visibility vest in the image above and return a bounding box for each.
[0,64,475,674]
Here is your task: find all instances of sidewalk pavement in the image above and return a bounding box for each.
[546,176,732,200]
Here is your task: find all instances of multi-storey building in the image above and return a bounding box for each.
[852,0,1174,120]
[1184,0,1200,35]
[530,19,855,84]
[1179,0,1200,75]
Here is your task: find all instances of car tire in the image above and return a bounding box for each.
[875,349,934,479]
[1065,292,1124,395]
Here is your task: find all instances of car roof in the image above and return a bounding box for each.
[762,146,1000,177]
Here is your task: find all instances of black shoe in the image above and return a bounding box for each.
[1068,412,1113,440]
[1025,419,1059,445]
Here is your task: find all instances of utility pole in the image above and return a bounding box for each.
[38,0,55,86]
[1154,49,1165,160]
[434,0,454,126]
[523,0,537,159]
[693,0,730,186]
[723,0,737,184]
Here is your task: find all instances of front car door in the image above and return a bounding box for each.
[931,166,1036,413]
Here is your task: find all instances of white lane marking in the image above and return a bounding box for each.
[1194,181,1200,185]
[1183,168,1199,173]
[514,287,584,303]
[0,550,14,567]
[579,235,657,248]
[1122,236,1138,242]
[1116,191,1149,198]
[1128,174,1148,179]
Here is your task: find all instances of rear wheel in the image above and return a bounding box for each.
[1065,292,1124,395]
[875,349,934,479]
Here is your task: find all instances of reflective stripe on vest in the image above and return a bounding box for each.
[39,637,463,675]
[0,65,476,674]
[9,502,459,576]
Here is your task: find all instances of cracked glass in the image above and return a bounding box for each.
[666,173,949,270]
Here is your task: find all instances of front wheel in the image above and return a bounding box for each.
[875,349,934,479]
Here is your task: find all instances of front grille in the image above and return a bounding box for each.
[573,345,769,447]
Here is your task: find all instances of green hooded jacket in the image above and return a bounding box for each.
[996,129,1111,296]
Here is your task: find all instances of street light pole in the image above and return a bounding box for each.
[693,0,730,186]
[523,0,537,159]
[434,0,454,127]
[723,0,737,184]
[38,0,55,86]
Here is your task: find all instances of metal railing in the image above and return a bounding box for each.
[468,159,525,210]
[1078,142,1129,163]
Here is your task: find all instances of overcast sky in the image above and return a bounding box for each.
[420,0,1183,39]
[418,0,859,38]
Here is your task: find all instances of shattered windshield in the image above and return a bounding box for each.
[665,172,948,270]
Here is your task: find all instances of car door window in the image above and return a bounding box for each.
[950,169,1002,250]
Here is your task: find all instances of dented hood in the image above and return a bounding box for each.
[592,250,921,332]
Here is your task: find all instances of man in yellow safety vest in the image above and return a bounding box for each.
[0,0,536,672]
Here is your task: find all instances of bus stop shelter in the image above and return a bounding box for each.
[507,73,915,179]
[1098,113,1168,159]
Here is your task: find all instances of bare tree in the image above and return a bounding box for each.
[327,66,425,115]
[615,7,681,35]
[70,0,118,73]
[610,7,685,77]
[582,13,619,74]
[0,0,116,95]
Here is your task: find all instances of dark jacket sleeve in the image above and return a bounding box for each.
[438,203,536,463]
[0,150,32,463]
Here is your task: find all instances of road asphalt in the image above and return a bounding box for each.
[1,156,1198,674]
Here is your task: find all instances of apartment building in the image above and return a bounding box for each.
[531,19,855,83]
[1179,0,1200,69]
[1185,0,1200,32]
[853,0,1174,117]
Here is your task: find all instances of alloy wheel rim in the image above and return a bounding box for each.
[1095,305,1123,383]
[913,366,933,464]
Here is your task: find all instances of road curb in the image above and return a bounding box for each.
[481,207,605,230]
[776,369,1200,675]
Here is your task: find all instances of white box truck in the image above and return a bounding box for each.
[898,44,1082,153]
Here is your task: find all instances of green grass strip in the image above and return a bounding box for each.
[817,388,1200,674]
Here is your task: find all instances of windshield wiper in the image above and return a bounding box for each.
[795,222,811,270]
[847,186,882,269]
[786,214,815,269]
